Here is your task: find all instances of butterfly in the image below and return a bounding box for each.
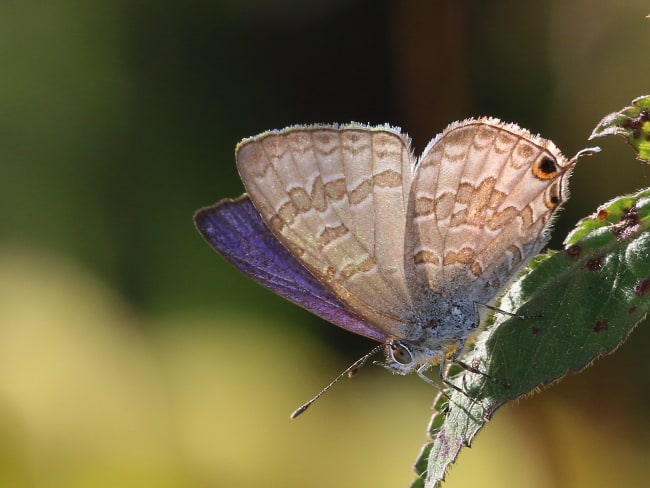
[194,119,579,415]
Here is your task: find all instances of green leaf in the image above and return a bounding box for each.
[412,187,650,487]
[590,95,650,162]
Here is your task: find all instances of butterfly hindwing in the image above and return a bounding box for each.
[405,118,572,306]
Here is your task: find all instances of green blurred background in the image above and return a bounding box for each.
[2,1,650,487]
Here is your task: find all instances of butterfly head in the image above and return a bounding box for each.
[382,339,442,375]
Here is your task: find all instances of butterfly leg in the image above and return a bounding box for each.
[412,351,491,420]
[415,362,454,404]
[479,302,542,320]
[410,349,471,400]
[436,348,476,398]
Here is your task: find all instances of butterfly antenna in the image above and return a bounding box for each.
[571,146,601,163]
[290,344,385,419]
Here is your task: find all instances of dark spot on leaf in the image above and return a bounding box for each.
[624,125,641,139]
[610,204,641,240]
[593,321,608,332]
[566,245,582,258]
[621,110,649,140]
[585,255,604,271]
[629,306,637,314]
[623,204,640,221]
[531,326,540,336]
[597,209,609,220]
[634,279,650,296]
[641,108,650,122]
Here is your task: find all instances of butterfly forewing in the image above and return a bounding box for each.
[236,125,417,336]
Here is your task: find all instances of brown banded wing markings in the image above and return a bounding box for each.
[343,131,411,270]
[348,178,373,206]
[413,249,440,266]
[413,178,508,229]
[341,255,378,280]
[234,120,576,341]
[245,134,336,271]
[310,176,327,212]
[323,177,347,201]
[513,139,536,165]
[288,186,312,213]
[414,195,436,219]
[406,120,572,304]
[240,131,369,293]
[373,169,403,188]
[442,247,477,268]
[239,127,417,335]
[487,206,523,231]
[369,131,417,307]
[206,118,588,373]
[317,224,349,248]
[463,177,499,226]
[312,129,415,322]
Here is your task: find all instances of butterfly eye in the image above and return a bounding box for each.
[389,341,413,365]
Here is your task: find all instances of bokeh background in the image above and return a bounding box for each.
[3,1,650,487]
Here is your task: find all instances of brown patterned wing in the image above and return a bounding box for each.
[236,124,417,336]
[405,118,574,306]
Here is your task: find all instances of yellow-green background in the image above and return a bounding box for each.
[3,1,650,487]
